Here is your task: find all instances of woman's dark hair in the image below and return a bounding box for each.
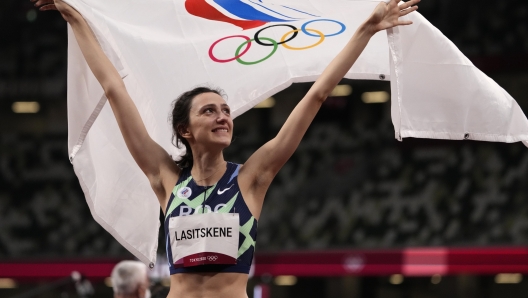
[170,86,225,169]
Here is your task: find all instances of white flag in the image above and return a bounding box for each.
[64,0,528,265]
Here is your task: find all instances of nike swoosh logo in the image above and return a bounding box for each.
[217,185,234,195]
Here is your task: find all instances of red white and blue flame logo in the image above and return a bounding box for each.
[185,0,319,30]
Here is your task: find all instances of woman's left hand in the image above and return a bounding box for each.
[31,0,57,11]
[31,0,81,23]
[364,0,420,34]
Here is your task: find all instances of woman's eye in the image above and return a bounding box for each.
[223,109,231,115]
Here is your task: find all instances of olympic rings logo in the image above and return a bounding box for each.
[207,255,218,262]
[208,19,347,65]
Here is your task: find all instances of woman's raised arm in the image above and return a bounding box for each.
[34,0,180,208]
[239,0,419,218]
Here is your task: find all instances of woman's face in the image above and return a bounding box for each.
[185,92,233,149]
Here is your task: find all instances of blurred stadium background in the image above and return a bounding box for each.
[1,0,528,297]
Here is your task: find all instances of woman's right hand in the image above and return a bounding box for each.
[363,0,420,35]
[31,0,81,22]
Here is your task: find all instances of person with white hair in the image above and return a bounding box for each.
[111,261,151,298]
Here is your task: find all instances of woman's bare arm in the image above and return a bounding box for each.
[35,0,179,209]
[239,0,420,218]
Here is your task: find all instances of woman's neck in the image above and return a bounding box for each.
[191,151,227,186]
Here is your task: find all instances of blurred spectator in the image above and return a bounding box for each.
[111,261,151,298]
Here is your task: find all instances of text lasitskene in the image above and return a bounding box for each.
[175,227,233,241]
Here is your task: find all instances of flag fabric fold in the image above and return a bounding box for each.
[387,13,528,144]
[63,0,528,265]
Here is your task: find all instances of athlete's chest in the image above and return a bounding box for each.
[170,182,240,217]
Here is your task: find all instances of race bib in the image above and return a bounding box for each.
[169,212,239,267]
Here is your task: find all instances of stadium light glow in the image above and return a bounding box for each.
[431,274,442,284]
[361,91,390,103]
[389,274,404,285]
[330,84,353,97]
[495,273,523,284]
[12,101,40,113]
[274,275,297,286]
[254,97,275,108]
[0,278,17,289]
[26,10,37,22]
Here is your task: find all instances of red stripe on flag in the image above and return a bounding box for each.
[185,0,267,30]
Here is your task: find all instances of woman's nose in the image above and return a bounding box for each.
[216,113,228,122]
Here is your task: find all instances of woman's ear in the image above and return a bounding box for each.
[178,125,191,139]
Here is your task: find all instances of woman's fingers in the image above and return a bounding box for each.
[399,0,420,10]
[399,5,418,17]
[35,0,53,5]
[31,0,59,12]
[39,4,57,11]
[33,0,54,8]
[397,20,413,26]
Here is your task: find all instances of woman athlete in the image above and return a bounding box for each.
[34,0,419,297]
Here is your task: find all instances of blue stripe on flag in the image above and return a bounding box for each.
[213,0,291,22]
[281,5,320,17]
[247,0,300,20]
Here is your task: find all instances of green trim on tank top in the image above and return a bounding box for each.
[165,176,217,219]
[238,216,256,257]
